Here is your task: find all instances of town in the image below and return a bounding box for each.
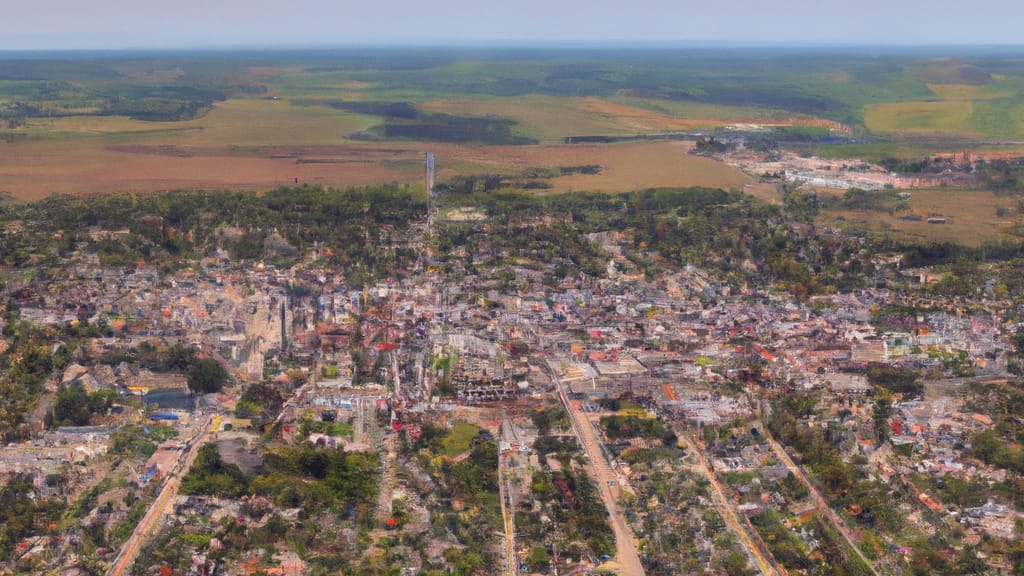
[0,166,1021,576]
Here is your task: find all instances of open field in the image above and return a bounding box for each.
[820,188,1022,246]
[7,49,1024,201]
[811,140,1024,163]
[16,99,379,147]
[419,95,698,142]
[610,96,819,126]
[0,140,423,200]
[540,141,750,192]
[864,100,977,135]
[926,83,1012,100]
[863,71,1024,139]
[0,137,750,201]
[863,97,1024,139]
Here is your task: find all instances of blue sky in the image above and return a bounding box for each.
[3,0,1022,49]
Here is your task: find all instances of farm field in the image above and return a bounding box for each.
[0,136,750,201]
[863,75,1024,138]
[864,100,978,135]
[820,188,1022,247]
[6,48,1024,207]
[16,98,379,147]
[418,95,698,141]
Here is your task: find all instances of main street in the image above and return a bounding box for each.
[547,360,645,576]
[107,414,215,576]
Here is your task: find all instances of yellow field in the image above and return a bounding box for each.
[926,83,1010,100]
[418,95,809,142]
[611,97,806,125]
[19,99,378,147]
[863,100,976,134]
[541,141,750,193]
[0,136,750,201]
[820,189,1020,247]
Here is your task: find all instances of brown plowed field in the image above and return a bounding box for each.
[0,138,750,200]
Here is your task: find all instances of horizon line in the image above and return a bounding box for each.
[4,39,1024,54]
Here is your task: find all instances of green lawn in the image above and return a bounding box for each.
[442,421,481,456]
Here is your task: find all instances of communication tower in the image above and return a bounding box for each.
[425,150,434,196]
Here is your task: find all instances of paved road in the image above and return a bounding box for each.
[759,424,880,576]
[498,415,519,576]
[677,430,781,576]
[108,415,214,576]
[548,362,645,576]
[498,452,518,576]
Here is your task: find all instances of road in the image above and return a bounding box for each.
[547,361,645,576]
[677,430,782,576]
[498,452,518,576]
[499,414,518,576]
[375,434,397,524]
[107,414,214,576]
[759,424,880,576]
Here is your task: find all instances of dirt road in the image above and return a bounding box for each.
[107,415,213,576]
[677,430,781,576]
[548,362,645,576]
[759,424,880,576]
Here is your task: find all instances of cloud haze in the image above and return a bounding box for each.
[3,0,1021,49]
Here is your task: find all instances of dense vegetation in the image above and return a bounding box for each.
[767,394,904,533]
[600,415,673,442]
[0,474,64,558]
[52,381,116,426]
[182,442,379,516]
[0,184,425,283]
[0,57,244,124]
[186,358,229,394]
[520,414,616,566]
[405,423,503,574]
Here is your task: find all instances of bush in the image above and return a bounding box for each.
[187,358,229,394]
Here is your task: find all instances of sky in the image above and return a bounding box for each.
[3,0,1023,50]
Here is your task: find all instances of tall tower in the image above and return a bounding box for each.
[425,152,435,196]
[280,301,287,350]
[425,152,436,217]
[423,152,437,270]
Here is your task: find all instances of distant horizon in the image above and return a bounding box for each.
[5,0,1023,52]
[3,40,1024,56]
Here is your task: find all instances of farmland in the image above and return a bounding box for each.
[4,48,1024,218]
[819,188,1023,247]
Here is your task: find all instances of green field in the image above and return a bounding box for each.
[4,48,1024,200]
[442,421,481,456]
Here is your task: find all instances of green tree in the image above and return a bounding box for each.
[180,443,247,497]
[54,382,92,426]
[526,546,551,572]
[872,392,892,445]
[187,358,229,394]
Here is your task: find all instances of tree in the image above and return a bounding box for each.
[54,382,92,426]
[866,364,922,395]
[181,443,247,497]
[187,358,229,394]
[872,392,892,445]
[89,389,117,415]
[526,546,551,572]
